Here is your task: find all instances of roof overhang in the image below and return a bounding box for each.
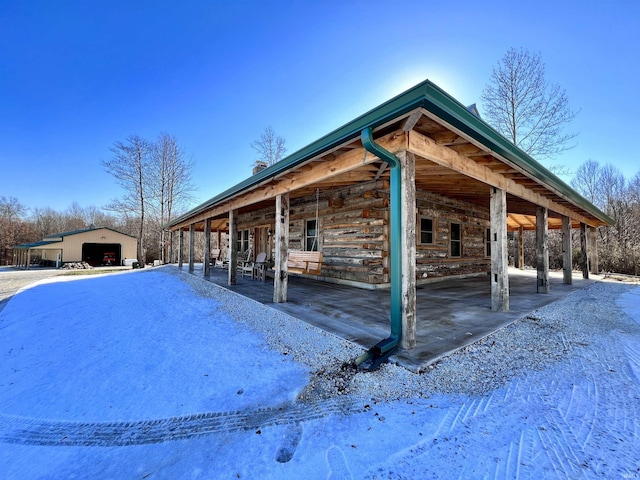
[12,240,61,249]
[167,79,613,231]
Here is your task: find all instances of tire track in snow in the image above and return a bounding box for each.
[622,334,640,383]
[0,397,363,447]
[364,383,541,479]
[365,359,603,479]
[533,340,640,478]
[533,354,601,478]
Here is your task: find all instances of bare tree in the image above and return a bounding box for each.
[83,205,119,229]
[63,202,90,231]
[32,206,64,237]
[572,159,601,205]
[102,133,195,264]
[481,48,578,160]
[251,125,287,168]
[102,135,151,264]
[149,133,195,262]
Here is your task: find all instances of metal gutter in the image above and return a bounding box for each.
[356,127,401,370]
[168,79,613,229]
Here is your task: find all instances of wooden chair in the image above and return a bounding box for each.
[216,249,234,269]
[237,250,254,278]
[210,248,221,267]
[252,252,268,281]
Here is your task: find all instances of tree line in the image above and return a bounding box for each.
[571,161,640,275]
[515,161,639,276]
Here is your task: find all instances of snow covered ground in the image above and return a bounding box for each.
[0,267,638,479]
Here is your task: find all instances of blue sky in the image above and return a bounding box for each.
[1,0,638,213]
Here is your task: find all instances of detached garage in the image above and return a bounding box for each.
[12,227,137,269]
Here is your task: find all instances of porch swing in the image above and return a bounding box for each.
[287,188,323,275]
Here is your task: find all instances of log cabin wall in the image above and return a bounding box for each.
[295,181,389,285]
[415,189,490,281]
[234,179,490,287]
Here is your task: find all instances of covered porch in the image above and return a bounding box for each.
[178,263,597,372]
[167,80,612,368]
[11,242,62,270]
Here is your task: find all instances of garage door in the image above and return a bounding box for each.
[82,243,122,267]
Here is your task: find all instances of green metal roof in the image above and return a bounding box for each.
[11,240,61,249]
[168,79,613,228]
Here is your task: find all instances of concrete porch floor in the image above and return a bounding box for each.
[179,264,597,372]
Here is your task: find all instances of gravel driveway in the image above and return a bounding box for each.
[0,268,63,314]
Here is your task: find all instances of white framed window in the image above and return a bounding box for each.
[305,219,318,251]
[419,217,434,245]
[450,223,462,257]
[237,229,250,253]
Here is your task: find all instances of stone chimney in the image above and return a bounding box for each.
[252,161,268,175]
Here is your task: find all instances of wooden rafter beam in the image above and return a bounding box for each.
[431,130,458,144]
[374,162,388,181]
[407,130,596,226]
[402,111,423,132]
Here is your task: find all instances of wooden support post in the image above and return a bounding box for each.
[178,229,184,268]
[490,186,509,311]
[169,231,174,264]
[203,218,211,276]
[580,223,589,279]
[562,216,572,285]
[273,193,289,303]
[188,224,195,273]
[518,226,525,270]
[536,206,550,293]
[216,230,222,250]
[398,151,417,349]
[26,249,31,270]
[228,210,238,285]
[589,227,598,274]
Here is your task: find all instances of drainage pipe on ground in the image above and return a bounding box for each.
[356,127,403,370]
